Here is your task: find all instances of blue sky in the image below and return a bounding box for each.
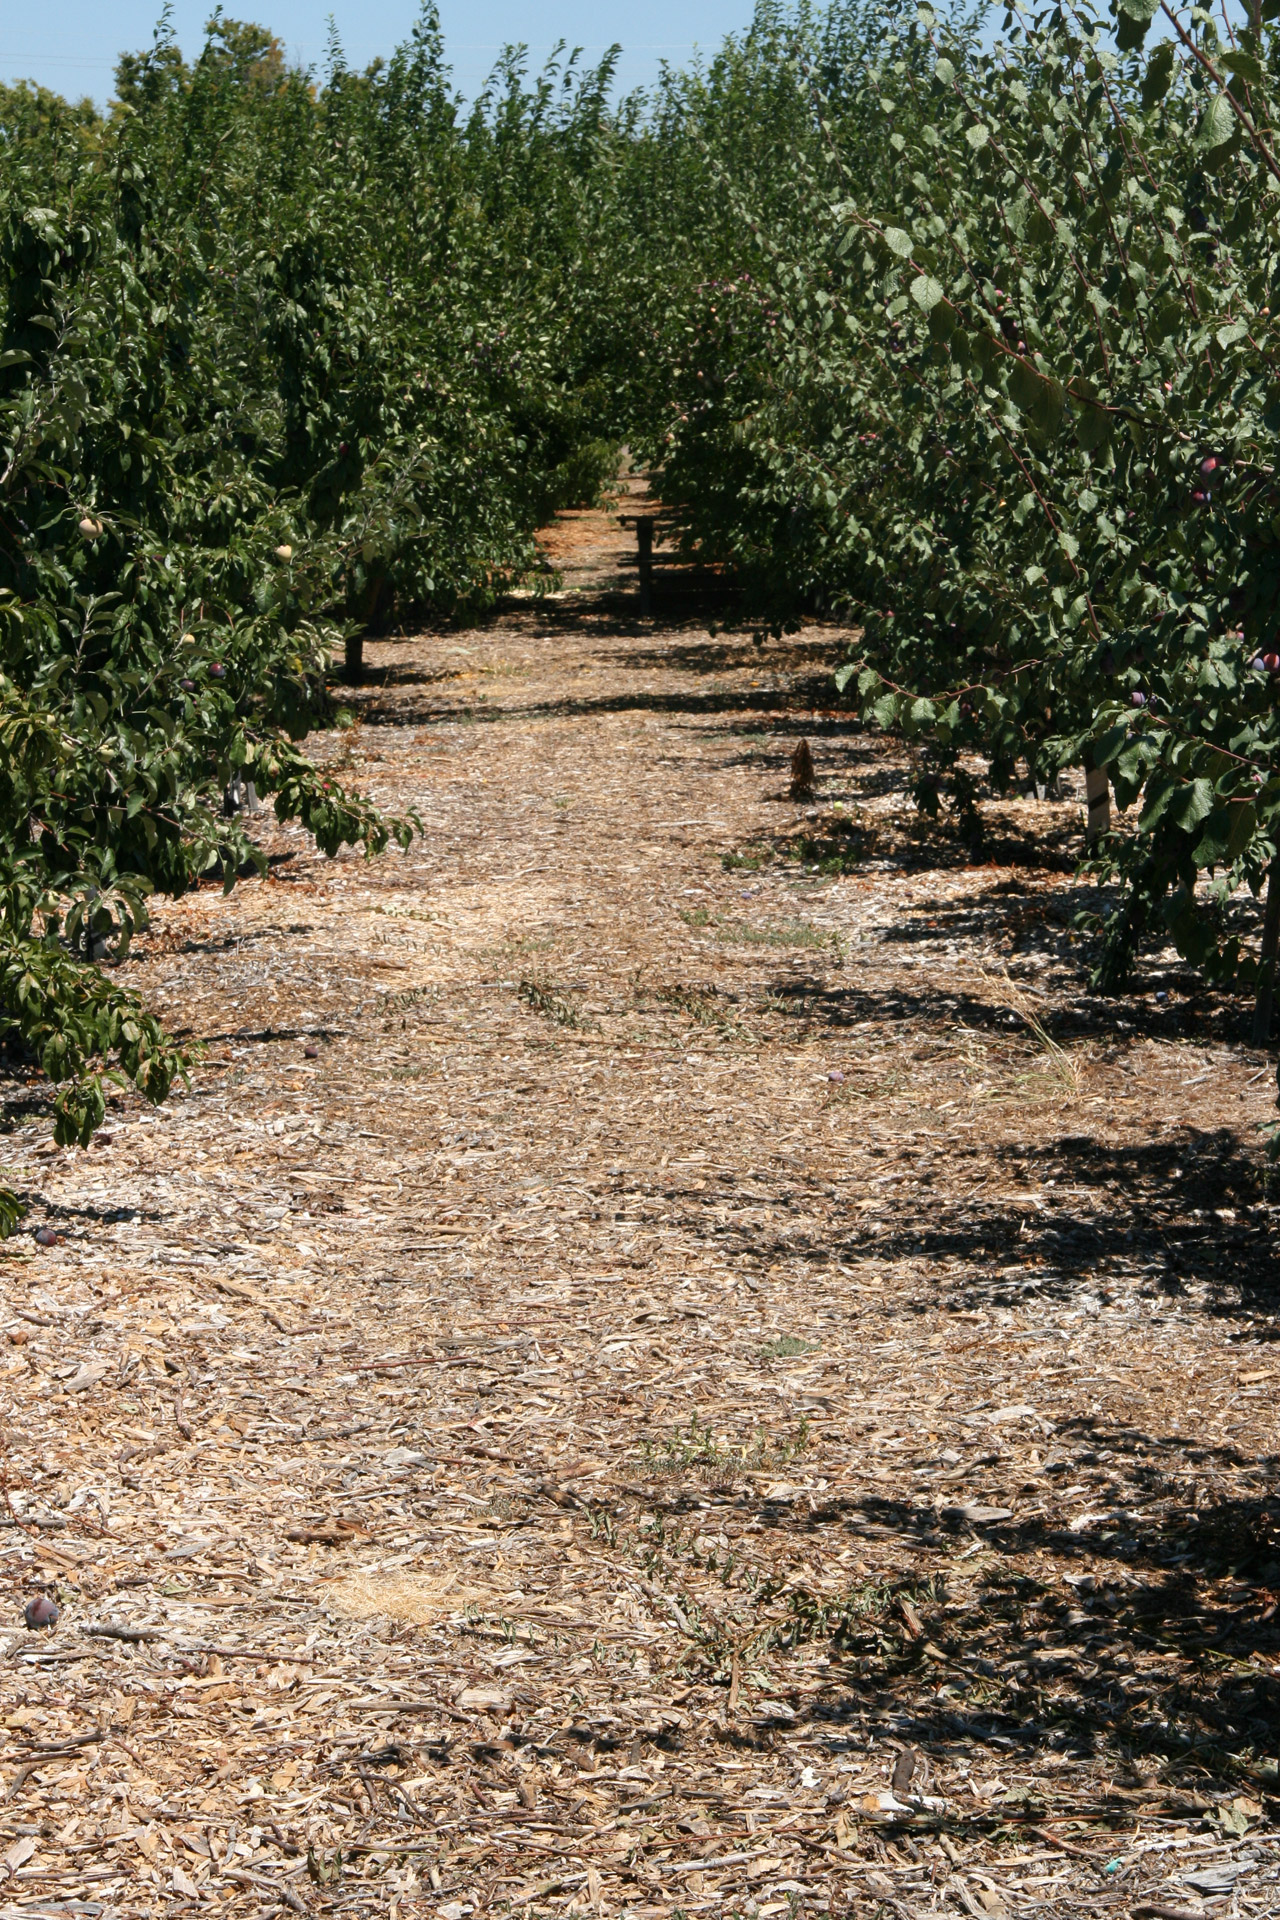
[1,0,758,106]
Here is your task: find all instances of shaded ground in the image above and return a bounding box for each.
[0,490,1278,1919]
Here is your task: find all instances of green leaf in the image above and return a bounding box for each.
[1166,778,1215,832]
[965,123,990,150]
[1140,41,1175,105]
[1008,357,1045,411]
[970,329,1000,375]
[0,1189,27,1239]
[1115,0,1158,52]
[1094,725,1130,769]
[1226,800,1257,860]
[1076,400,1112,451]
[883,227,914,258]
[1196,92,1236,152]
[1197,799,1258,865]
[1030,375,1065,438]
[910,275,945,312]
[1222,50,1263,85]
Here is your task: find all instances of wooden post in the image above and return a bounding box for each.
[344,634,364,682]
[1252,856,1280,1047]
[1085,765,1110,842]
[636,518,654,617]
[223,774,260,817]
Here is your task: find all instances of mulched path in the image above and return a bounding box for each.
[0,485,1277,1920]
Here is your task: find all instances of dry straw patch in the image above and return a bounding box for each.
[324,1571,495,1626]
[974,964,1092,1104]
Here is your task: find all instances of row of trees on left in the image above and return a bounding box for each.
[0,9,627,1221]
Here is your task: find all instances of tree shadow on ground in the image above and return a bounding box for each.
[880,1135,1271,1311]
[18,1195,160,1227]
[0,1092,55,1131]
[187,1024,345,1045]
[761,961,1252,1046]
[646,1109,1276,1311]
[716,727,877,765]
[352,676,848,729]
[897,1129,1278,1314]
[129,924,318,960]
[797,1558,1280,1796]
[874,880,1084,942]
[650,1430,1280,1794]
[610,634,839,676]
[363,584,756,658]
[769,816,1079,874]
[551,576,751,628]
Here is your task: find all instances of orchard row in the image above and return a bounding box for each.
[4,0,1279,1215]
[0,11,626,1195]
[634,0,1280,1033]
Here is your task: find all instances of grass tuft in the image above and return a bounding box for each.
[759,1333,817,1359]
[641,1413,811,1482]
[518,976,583,1028]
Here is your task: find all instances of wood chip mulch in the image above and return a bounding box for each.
[0,486,1277,1919]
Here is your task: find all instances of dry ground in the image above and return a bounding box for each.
[0,492,1279,1920]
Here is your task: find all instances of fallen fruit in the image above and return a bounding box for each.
[34,1226,59,1247]
[24,1595,59,1630]
[304,1042,319,1059]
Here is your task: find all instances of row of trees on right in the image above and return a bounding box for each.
[622,0,1280,1025]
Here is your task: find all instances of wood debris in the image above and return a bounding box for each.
[0,494,1275,1916]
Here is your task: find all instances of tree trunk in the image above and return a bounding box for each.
[1252,856,1280,1047]
[344,634,364,682]
[1085,765,1110,842]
